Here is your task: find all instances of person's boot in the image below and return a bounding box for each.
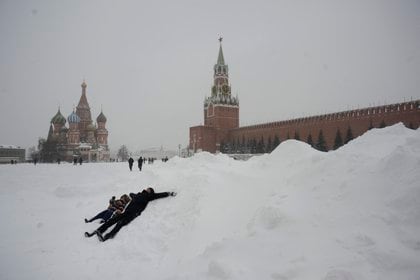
[84,231,94,237]
[95,230,105,242]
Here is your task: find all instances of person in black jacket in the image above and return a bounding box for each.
[128,157,134,171]
[137,157,143,171]
[84,187,176,242]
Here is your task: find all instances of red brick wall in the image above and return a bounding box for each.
[228,101,420,151]
[204,105,239,130]
[190,125,217,153]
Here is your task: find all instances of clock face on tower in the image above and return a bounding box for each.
[222,84,229,94]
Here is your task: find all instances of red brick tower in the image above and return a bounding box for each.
[204,38,239,129]
[190,38,239,153]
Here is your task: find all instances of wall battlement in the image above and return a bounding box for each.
[235,100,419,132]
[227,100,419,151]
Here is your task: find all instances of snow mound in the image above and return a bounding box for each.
[0,124,419,280]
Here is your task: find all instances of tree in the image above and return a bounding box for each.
[333,128,343,150]
[250,138,257,154]
[307,133,314,147]
[368,120,374,130]
[257,136,265,153]
[273,135,280,150]
[315,130,327,152]
[344,126,354,144]
[235,138,240,153]
[241,135,246,154]
[117,145,130,161]
[27,146,38,161]
[379,120,386,128]
[267,136,273,153]
[220,140,226,153]
[408,122,414,129]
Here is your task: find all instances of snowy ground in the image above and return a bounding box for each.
[0,123,419,280]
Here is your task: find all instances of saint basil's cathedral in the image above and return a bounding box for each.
[46,81,110,162]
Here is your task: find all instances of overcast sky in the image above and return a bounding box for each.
[1,0,419,153]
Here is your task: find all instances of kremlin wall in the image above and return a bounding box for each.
[190,40,420,153]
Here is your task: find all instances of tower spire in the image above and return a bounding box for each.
[78,80,89,109]
[217,37,225,65]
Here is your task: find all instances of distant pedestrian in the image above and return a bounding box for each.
[57,158,61,164]
[138,157,143,171]
[79,157,83,165]
[128,157,134,171]
[73,158,77,165]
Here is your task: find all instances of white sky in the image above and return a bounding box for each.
[1,0,419,152]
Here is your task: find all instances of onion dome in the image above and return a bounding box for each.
[68,111,81,123]
[96,111,107,123]
[51,109,66,125]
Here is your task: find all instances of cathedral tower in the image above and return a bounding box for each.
[51,107,66,137]
[67,110,81,145]
[96,110,108,146]
[76,80,93,142]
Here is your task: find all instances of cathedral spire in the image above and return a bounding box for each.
[217,37,225,65]
[78,80,90,109]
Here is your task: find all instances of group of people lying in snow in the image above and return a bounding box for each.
[84,187,177,242]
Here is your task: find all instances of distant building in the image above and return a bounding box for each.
[0,145,25,163]
[135,146,176,160]
[42,81,110,162]
[190,39,420,153]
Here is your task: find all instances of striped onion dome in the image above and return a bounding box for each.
[51,109,66,125]
[96,111,107,123]
[67,111,81,123]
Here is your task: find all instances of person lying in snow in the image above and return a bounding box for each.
[84,187,176,242]
[84,194,131,224]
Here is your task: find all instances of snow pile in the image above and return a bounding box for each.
[0,123,419,280]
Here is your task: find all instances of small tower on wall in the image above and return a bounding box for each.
[76,80,93,142]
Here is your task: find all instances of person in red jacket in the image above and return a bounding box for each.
[85,187,176,242]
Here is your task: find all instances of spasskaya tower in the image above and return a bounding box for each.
[190,38,239,153]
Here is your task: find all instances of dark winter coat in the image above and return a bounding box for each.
[124,190,169,217]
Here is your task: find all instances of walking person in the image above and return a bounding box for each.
[138,157,143,171]
[85,187,176,242]
[128,157,134,171]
